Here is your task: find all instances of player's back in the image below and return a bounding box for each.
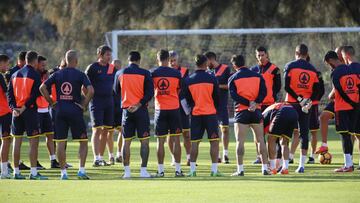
[151,66,181,110]
[185,69,218,115]
[284,59,319,102]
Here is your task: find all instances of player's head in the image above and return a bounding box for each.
[37,55,47,72]
[97,45,112,64]
[26,51,39,68]
[295,44,308,59]
[195,54,208,70]
[341,45,355,65]
[65,50,78,67]
[230,54,245,70]
[323,50,340,69]
[128,51,141,64]
[17,51,27,67]
[111,59,121,70]
[169,50,179,68]
[157,49,169,65]
[0,54,10,73]
[204,51,217,69]
[255,46,269,65]
[335,46,345,63]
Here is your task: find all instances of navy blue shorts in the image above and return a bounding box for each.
[190,114,219,142]
[269,106,298,140]
[217,105,229,126]
[11,108,40,138]
[323,102,335,118]
[309,104,320,131]
[89,97,114,128]
[38,112,54,136]
[111,109,123,130]
[180,107,190,131]
[122,107,150,140]
[335,110,358,134]
[234,109,262,124]
[54,104,87,141]
[154,109,182,137]
[0,113,11,139]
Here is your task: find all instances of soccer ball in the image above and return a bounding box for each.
[318,152,332,164]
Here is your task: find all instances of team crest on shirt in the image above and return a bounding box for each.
[345,77,355,94]
[298,72,310,89]
[60,82,73,100]
[157,78,170,95]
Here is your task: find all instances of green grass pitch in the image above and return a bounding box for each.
[1,125,360,202]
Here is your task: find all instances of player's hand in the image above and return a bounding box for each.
[75,102,85,111]
[12,109,20,117]
[248,101,256,112]
[50,101,57,109]
[128,103,141,113]
[301,99,312,113]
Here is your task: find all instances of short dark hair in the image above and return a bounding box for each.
[256,46,267,53]
[18,51,27,61]
[295,44,308,56]
[97,45,112,56]
[157,49,169,61]
[342,45,355,56]
[26,51,38,63]
[231,54,245,67]
[204,51,216,60]
[195,54,208,66]
[324,51,339,62]
[128,51,141,62]
[38,55,47,62]
[0,54,10,62]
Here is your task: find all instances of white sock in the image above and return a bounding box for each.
[140,167,147,174]
[116,151,122,157]
[175,163,181,172]
[61,169,67,176]
[322,143,328,147]
[283,160,289,169]
[158,164,164,173]
[344,154,353,168]
[262,164,268,171]
[190,162,196,172]
[237,164,244,173]
[50,155,56,161]
[299,155,306,168]
[289,153,294,160]
[1,162,8,175]
[109,153,114,159]
[269,159,276,169]
[186,154,190,160]
[30,167,37,176]
[78,167,85,173]
[124,166,130,174]
[14,167,20,175]
[310,153,315,158]
[99,156,103,161]
[223,149,228,156]
[218,153,221,159]
[171,156,175,163]
[211,163,218,173]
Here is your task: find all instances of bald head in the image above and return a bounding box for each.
[65,50,78,67]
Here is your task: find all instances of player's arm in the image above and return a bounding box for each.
[228,77,250,106]
[6,76,16,110]
[332,72,357,107]
[140,71,154,106]
[272,68,281,101]
[316,71,325,100]
[212,78,220,108]
[183,79,194,107]
[284,67,300,100]
[40,73,56,107]
[255,75,267,104]
[24,74,41,110]
[0,75,7,95]
[113,71,121,99]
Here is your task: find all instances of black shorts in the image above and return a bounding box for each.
[38,112,54,136]
[154,109,182,137]
[122,107,150,140]
[309,104,320,131]
[111,109,123,130]
[234,109,262,124]
[323,101,335,118]
[217,105,229,127]
[180,107,190,132]
[0,113,11,140]
[268,106,298,140]
[89,97,114,129]
[190,114,219,142]
[54,104,88,141]
[335,110,358,134]
[11,108,40,138]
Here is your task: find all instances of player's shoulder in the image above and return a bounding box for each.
[284,60,298,71]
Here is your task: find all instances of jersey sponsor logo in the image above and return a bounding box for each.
[60,82,73,100]
[298,72,310,89]
[345,77,356,94]
[157,78,170,95]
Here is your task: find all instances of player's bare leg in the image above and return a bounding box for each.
[267,135,277,173]
[308,130,317,163]
[57,141,67,178]
[169,135,182,174]
[210,139,221,176]
[116,130,123,163]
[45,133,56,163]
[317,111,333,153]
[167,136,175,165]
[98,128,109,165]
[29,137,40,177]
[156,137,166,176]
[189,141,200,176]
[220,126,230,163]
[0,137,11,177]
[139,138,151,177]
[12,137,22,176]
[280,138,290,174]
[106,130,115,164]
[122,139,132,178]
[79,141,88,171]
[289,130,300,162]
[91,127,102,165]
[182,130,191,165]
[251,123,270,174]
[232,123,247,176]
